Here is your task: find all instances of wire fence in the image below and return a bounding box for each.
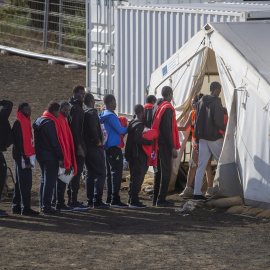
[0,0,86,60]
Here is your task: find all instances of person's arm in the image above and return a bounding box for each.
[87,112,102,146]
[160,108,175,150]
[0,100,13,120]
[108,115,128,135]
[213,101,226,132]
[12,121,30,165]
[178,111,192,131]
[133,125,153,146]
[44,121,64,161]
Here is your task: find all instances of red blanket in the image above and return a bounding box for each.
[219,115,228,135]
[16,110,35,158]
[144,103,154,110]
[42,111,77,175]
[142,101,180,166]
[118,116,128,148]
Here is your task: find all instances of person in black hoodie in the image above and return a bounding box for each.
[68,85,89,210]
[83,93,107,209]
[125,104,153,209]
[0,99,13,217]
[33,102,64,214]
[152,87,178,207]
[12,102,39,216]
[193,82,226,202]
[144,95,157,129]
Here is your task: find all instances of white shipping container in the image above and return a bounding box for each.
[86,1,270,117]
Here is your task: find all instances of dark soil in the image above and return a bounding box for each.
[0,54,270,270]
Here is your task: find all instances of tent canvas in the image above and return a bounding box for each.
[148,21,270,209]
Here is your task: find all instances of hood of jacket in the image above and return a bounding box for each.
[200,95,220,107]
[69,97,83,107]
[128,118,144,134]
[99,109,117,124]
[32,117,51,132]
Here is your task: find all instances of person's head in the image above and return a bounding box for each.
[210,82,222,97]
[134,104,144,120]
[191,96,199,110]
[72,85,85,102]
[161,86,173,102]
[48,101,60,118]
[84,93,95,108]
[60,101,71,118]
[18,102,31,117]
[103,94,116,111]
[146,95,157,105]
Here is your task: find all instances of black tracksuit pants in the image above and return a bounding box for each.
[153,144,172,203]
[0,152,7,200]
[128,151,148,205]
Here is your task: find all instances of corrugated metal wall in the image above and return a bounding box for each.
[115,6,242,116]
[86,2,270,117]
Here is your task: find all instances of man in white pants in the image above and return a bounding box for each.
[193,82,226,202]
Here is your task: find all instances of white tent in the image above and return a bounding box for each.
[148,21,270,209]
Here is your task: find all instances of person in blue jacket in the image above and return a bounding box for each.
[99,94,128,208]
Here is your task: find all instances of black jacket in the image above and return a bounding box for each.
[33,117,63,162]
[144,107,153,129]
[12,120,30,165]
[83,107,102,149]
[152,98,174,150]
[194,95,225,142]
[0,100,14,151]
[68,97,86,153]
[125,119,152,162]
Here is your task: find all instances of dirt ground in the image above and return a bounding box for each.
[0,53,270,270]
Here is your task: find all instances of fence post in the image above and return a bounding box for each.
[42,0,50,51]
[59,0,63,53]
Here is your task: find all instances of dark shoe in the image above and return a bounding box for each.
[193,195,207,202]
[12,206,21,214]
[105,198,111,206]
[69,201,90,211]
[21,209,40,216]
[56,204,73,212]
[156,200,174,207]
[110,201,128,209]
[129,202,146,209]
[94,202,109,209]
[42,207,58,215]
[87,202,93,208]
[0,209,8,217]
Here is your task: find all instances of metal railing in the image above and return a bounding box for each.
[0,0,86,60]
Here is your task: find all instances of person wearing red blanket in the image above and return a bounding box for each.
[144,95,157,128]
[12,102,39,216]
[33,102,64,214]
[142,86,180,207]
[53,101,77,212]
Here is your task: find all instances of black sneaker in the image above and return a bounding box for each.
[21,209,40,216]
[69,201,90,211]
[193,195,207,202]
[156,200,174,207]
[12,206,21,214]
[129,202,146,209]
[42,207,58,215]
[56,204,73,212]
[0,209,8,217]
[105,198,111,206]
[110,201,128,209]
[93,202,109,209]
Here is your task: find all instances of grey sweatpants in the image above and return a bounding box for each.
[194,138,223,195]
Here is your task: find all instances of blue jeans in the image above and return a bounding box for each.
[105,146,123,203]
[85,147,106,204]
[39,160,59,211]
[12,161,32,211]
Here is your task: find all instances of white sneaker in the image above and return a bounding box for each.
[179,187,193,198]
[205,187,213,198]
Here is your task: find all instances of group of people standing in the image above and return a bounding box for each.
[0,81,226,217]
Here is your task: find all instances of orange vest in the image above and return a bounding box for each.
[191,110,197,148]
